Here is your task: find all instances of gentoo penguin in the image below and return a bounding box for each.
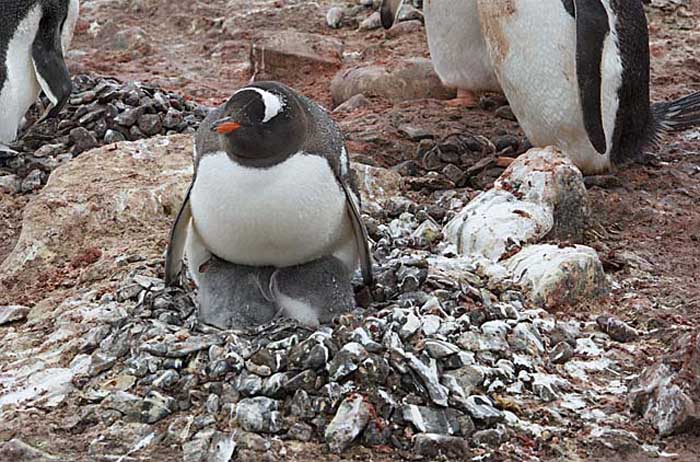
[0,0,79,144]
[165,81,372,327]
[380,0,501,107]
[476,0,700,175]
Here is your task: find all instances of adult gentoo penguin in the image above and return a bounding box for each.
[476,0,700,175]
[381,0,500,107]
[165,81,373,328]
[0,0,79,145]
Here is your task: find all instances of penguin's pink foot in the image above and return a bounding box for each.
[446,89,479,108]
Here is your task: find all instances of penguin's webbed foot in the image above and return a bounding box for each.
[445,89,479,109]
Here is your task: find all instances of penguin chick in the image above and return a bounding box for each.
[270,256,355,328]
[196,257,278,330]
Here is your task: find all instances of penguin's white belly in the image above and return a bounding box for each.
[477,0,622,175]
[190,152,353,268]
[424,0,499,92]
[0,5,42,143]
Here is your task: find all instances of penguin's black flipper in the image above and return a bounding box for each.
[31,18,72,119]
[574,0,610,155]
[380,0,404,29]
[340,181,374,287]
[165,179,194,286]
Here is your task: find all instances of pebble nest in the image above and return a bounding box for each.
[0,75,208,193]
[68,200,633,461]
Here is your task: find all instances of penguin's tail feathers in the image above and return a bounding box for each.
[652,91,700,134]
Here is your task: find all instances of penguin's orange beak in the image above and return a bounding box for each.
[212,117,241,134]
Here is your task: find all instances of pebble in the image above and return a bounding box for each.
[236,397,283,433]
[0,305,30,325]
[326,7,344,28]
[401,405,460,435]
[325,394,371,453]
[596,314,639,342]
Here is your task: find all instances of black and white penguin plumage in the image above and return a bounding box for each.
[476,0,700,175]
[0,0,79,144]
[165,81,372,328]
[381,0,501,107]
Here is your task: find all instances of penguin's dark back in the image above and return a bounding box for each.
[0,1,38,95]
[609,0,653,164]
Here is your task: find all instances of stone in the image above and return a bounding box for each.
[445,146,591,259]
[424,340,460,359]
[508,323,545,355]
[0,305,30,325]
[0,174,20,193]
[142,390,176,423]
[20,169,46,192]
[628,330,700,436]
[465,395,504,425]
[472,427,510,447]
[413,434,471,459]
[550,341,574,364]
[443,189,553,261]
[0,438,60,461]
[358,12,382,31]
[100,391,142,421]
[250,31,343,81]
[115,107,145,126]
[325,394,371,453]
[206,432,236,462]
[596,314,639,342]
[69,127,98,153]
[137,114,162,136]
[327,342,369,381]
[447,366,485,396]
[385,20,423,39]
[0,136,191,301]
[399,125,434,141]
[503,244,608,309]
[235,397,283,433]
[326,6,345,28]
[331,58,456,107]
[405,353,449,407]
[332,93,370,113]
[401,405,460,435]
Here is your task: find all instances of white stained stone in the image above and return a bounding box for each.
[444,146,591,261]
[503,244,608,308]
[444,189,553,261]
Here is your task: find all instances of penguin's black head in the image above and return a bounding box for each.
[211,82,308,167]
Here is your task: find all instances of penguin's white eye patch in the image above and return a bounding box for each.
[235,87,286,123]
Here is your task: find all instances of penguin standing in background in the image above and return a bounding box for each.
[0,0,79,146]
[476,0,700,175]
[380,0,501,107]
[165,81,372,329]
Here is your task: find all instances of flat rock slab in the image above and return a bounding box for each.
[0,135,192,304]
[250,31,344,81]
[330,58,456,107]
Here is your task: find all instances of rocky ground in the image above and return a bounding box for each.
[1,0,699,461]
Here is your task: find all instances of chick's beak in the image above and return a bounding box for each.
[212,117,241,135]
